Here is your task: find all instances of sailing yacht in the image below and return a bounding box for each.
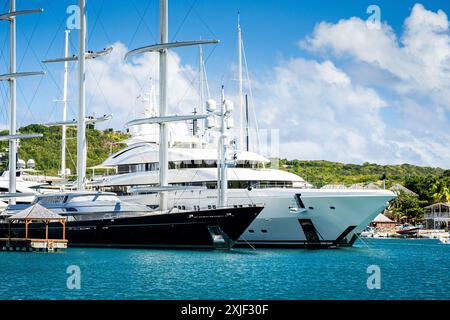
[89,12,396,249]
[0,0,263,249]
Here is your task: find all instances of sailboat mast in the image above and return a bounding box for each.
[245,94,249,152]
[159,0,169,211]
[8,0,17,203]
[77,0,87,191]
[237,13,244,151]
[61,30,70,179]
[199,45,204,137]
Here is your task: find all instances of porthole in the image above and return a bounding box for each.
[248,230,255,233]
[261,229,268,233]
[330,206,336,210]
[308,207,314,210]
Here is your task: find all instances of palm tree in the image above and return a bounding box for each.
[431,181,450,203]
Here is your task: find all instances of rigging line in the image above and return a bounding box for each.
[97,13,148,98]
[165,50,200,112]
[192,8,217,40]
[86,0,105,48]
[129,0,156,47]
[17,9,43,71]
[85,61,116,121]
[16,84,38,125]
[18,26,66,107]
[167,42,219,111]
[242,40,261,153]
[171,169,203,208]
[21,16,68,101]
[85,60,112,116]
[171,0,198,42]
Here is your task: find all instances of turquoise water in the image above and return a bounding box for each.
[0,238,449,300]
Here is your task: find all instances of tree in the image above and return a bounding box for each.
[431,181,450,203]
[389,191,426,224]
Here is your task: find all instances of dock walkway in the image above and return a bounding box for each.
[0,238,68,252]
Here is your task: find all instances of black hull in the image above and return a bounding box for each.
[0,206,262,250]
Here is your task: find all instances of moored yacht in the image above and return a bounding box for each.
[90,130,396,248]
[0,0,263,249]
[87,8,396,248]
[0,191,263,249]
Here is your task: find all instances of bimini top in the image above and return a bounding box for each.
[102,142,270,167]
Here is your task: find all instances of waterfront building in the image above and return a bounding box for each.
[370,213,397,231]
[424,203,450,229]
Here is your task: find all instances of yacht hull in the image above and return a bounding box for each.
[0,206,262,249]
[122,188,395,248]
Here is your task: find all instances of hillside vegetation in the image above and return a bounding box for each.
[0,124,129,176]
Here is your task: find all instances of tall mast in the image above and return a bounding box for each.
[245,94,249,152]
[125,0,218,211]
[77,0,87,191]
[8,0,17,201]
[199,45,204,137]
[0,1,44,204]
[237,13,244,151]
[61,30,70,179]
[159,0,169,211]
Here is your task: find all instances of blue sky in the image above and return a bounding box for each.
[1,0,450,167]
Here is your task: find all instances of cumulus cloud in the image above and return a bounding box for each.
[252,3,450,168]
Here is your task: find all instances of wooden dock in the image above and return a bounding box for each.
[0,238,68,252]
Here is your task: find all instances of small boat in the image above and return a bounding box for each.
[439,237,450,244]
[360,226,375,238]
[396,224,420,235]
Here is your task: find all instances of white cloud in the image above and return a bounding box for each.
[251,3,450,168]
[80,41,200,136]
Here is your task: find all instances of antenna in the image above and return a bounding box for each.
[237,12,244,151]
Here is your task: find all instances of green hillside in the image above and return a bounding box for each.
[0,124,129,177]
[281,159,446,187]
[281,159,450,206]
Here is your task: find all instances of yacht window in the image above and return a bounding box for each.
[38,195,68,204]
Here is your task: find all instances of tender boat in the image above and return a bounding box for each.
[396,224,420,235]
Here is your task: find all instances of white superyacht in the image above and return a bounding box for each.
[90,105,395,248]
[89,9,395,248]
